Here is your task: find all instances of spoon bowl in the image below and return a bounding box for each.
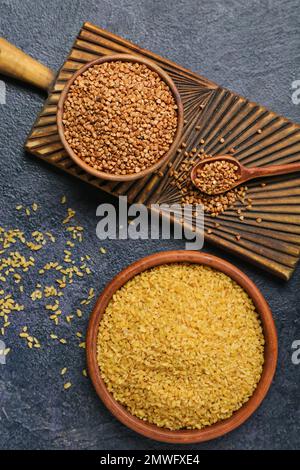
[191,155,300,195]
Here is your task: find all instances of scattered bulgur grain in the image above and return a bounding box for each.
[1,197,94,377]
[63,208,76,225]
[98,264,264,431]
[64,382,72,390]
[19,332,29,338]
[99,247,106,254]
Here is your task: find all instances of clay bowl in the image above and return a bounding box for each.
[57,54,184,182]
[86,250,277,444]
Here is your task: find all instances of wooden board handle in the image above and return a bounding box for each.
[0,38,55,92]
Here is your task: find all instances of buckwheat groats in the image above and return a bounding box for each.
[170,149,247,216]
[97,263,265,430]
[62,61,178,176]
[193,160,239,195]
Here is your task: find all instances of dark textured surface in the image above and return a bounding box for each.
[0,0,299,451]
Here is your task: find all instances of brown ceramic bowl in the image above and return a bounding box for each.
[86,250,277,444]
[57,54,184,182]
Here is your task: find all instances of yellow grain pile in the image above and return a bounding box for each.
[97,263,264,430]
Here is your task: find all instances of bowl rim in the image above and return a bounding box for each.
[57,54,184,182]
[86,250,278,444]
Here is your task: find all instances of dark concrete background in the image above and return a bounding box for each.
[0,0,299,450]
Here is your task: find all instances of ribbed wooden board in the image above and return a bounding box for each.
[25,22,300,280]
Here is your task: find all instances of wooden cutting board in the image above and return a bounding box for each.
[22,22,300,280]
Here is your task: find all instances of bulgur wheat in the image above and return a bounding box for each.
[97,263,264,430]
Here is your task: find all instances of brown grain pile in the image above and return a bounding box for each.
[97,263,265,430]
[194,160,239,195]
[62,61,178,176]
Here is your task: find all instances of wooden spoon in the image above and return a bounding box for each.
[191,155,300,195]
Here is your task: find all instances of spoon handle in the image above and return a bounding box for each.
[249,162,300,179]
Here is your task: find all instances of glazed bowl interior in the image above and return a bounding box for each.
[57,54,184,182]
[86,250,278,444]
